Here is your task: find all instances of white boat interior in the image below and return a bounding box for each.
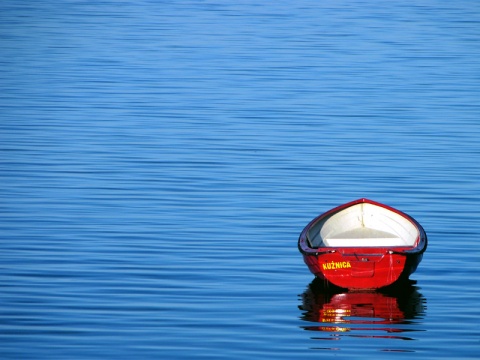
[308,202,419,247]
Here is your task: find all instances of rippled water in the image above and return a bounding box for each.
[1,1,480,359]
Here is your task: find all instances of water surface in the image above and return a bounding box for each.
[1,1,480,359]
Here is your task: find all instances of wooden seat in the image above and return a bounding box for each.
[323,227,406,247]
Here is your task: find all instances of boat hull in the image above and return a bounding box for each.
[298,199,427,290]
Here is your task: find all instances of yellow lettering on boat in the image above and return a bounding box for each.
[322,261,351,270]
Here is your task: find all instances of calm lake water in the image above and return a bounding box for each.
[1,1,480,359]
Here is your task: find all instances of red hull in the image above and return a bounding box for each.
[298,199,427,290]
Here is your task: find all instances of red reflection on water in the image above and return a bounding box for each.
[299,278,425,341]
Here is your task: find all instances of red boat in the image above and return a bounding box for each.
[298,198,427,290]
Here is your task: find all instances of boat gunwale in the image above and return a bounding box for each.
[298,198,427,256]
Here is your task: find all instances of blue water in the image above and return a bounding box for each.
[1,1,480,359]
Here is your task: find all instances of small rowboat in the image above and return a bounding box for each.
[298,198,427,290]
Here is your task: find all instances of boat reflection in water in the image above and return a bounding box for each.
[299,278,426,345]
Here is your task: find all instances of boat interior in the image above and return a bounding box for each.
[307,202,419,248]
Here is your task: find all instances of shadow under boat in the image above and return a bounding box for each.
[299,277,426,337]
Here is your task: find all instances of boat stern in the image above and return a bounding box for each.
[302,247,423,290]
